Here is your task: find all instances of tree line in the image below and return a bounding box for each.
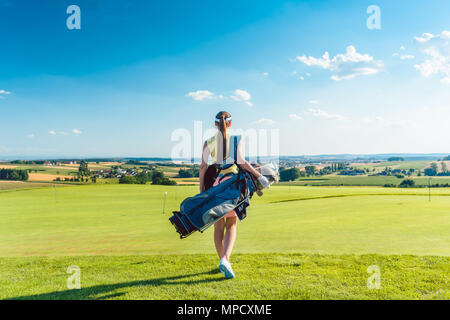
[119,169,176,185]
[0,169,29,181]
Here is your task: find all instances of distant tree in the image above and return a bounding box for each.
[119,176,136,184]
[384,183,397,188]
[151,169,176,185]
[388,157,405,162]
[78,160,90,177]
[305,165,316,177]
[441,162,448,173]
[279,167,301,182]
[0,168,28,181]
[399,179,415,188]
[135,171,152,184]
[424,163,438,176]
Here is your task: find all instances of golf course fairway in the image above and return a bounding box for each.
[1,184,449,299]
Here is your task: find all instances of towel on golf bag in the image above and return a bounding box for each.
[169,168,257,239]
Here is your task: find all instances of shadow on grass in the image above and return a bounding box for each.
[8,268,225,300]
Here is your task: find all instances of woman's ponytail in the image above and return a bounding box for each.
[215,111,231,163]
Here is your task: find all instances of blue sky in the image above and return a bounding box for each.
[0,0,449,158]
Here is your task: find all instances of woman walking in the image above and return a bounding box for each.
[199,111,270,279]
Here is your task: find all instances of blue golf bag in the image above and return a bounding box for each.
[169,169,257,238]
[169,136,258,239]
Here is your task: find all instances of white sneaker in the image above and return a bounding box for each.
[219,258,235,279]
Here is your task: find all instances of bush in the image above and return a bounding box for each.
[384,183,397,188]
[152,170,176,185]
[178,168,200,178]
[424,168,437,176]
[279,167,301,182]
[399,179,415,188]
[119,176,137,184]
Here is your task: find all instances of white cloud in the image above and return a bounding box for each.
[296,46,384,81]
[186,90,215,101]
[48,130,56,135]
[263,72,269,76]
[309,100,320,104]
[73,129,82,134]
[0,89,11,98]
[307,108,345,120]
[296,52,331,69]
[362,116,385,124]
[414,30,450,84]
[394,53,414,60]
[414,32,435,43]
[400,54,414,60]
[399,46,406,51]
[231,89,253,107]
[289,114,304,121]
[231,89,251,101]
[251,118,275,126]
[26,133,35,139]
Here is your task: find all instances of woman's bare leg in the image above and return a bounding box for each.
[223,215,238,261]
[214,218,225,259]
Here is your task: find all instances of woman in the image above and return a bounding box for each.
[199,111,270,279]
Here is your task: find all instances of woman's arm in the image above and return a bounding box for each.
[236,140,261,179]
[199,141,209,192]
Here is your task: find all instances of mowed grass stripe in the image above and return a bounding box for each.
[272,192,450,203]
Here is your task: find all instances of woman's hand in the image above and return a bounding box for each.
[257,175,270,189]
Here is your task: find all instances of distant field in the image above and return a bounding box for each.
[282,174,450,187]
[0,181,52,191]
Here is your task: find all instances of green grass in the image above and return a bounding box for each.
[9,165,78,176]
[0,181,52,191]
[1,184,449,299]
[352,161,430,171]
[1,254,449,300]
[1,185,450,256]
[281,174,450,187]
